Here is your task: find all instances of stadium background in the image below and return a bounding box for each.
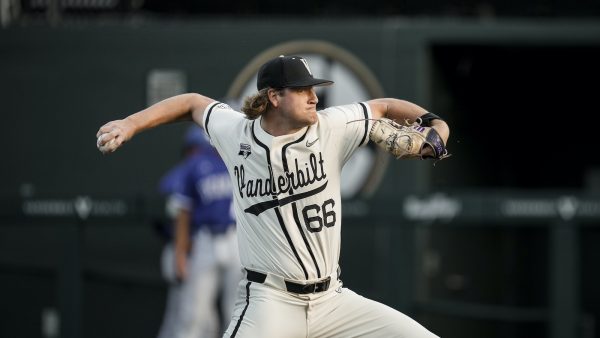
[1,1,600,337]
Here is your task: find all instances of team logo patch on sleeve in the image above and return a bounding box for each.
[238,143,251,158]
[216,103,232,110]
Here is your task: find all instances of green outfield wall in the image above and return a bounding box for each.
[2,18,600,338]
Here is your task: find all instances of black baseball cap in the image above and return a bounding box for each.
[257,55,334,90]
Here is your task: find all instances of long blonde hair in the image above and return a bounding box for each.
[241,88,275,120]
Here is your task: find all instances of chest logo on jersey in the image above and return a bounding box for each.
[233,152,328,215]
[306,138,319,147]
[238,143,251,159]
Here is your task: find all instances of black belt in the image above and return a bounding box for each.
[246,269,331,294]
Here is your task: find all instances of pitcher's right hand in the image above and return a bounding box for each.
[96,118,136,154]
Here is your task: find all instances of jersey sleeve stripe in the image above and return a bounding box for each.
[358,102,370,146]
[203,101,220,139]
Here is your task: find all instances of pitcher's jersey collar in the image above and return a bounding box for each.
[253,116,311,146]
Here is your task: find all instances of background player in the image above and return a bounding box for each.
[156,125,242,338]
[97,55,449,337]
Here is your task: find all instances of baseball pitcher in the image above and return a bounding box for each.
[97,55,449,338]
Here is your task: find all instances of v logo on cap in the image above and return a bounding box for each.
[299,58,313,76]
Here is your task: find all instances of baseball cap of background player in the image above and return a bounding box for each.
[183,125,211,149]
[257,55,334,91]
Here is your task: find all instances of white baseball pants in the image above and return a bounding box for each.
[223,276,439,338]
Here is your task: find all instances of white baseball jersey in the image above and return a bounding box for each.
[203,101,372,282]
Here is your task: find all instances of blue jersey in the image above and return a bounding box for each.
[172,149,235,235]
[158,160,190,239]
[159,162,188,197]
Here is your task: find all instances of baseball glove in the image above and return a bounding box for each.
[369,118,450,160]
